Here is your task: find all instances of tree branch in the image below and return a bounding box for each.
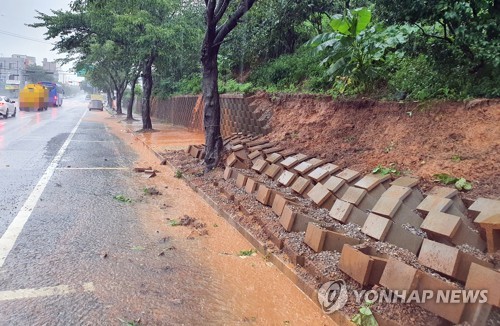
[214,0,257,46]
[414,23,453,44]
[211,37,232,49]
[206,0,217,25]
[214,0,230,23]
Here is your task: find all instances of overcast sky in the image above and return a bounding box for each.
[0,0,72,67]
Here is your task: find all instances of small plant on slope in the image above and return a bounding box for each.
[372,164,401,176]
[433,173,473,191]
[351,300,378,326]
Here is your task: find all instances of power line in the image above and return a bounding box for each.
[0,29,54,45]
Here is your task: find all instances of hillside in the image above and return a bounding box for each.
[247,93,500,199]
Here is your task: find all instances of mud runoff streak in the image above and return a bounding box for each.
[0,100,332,325]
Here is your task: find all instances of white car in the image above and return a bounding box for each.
[0,96,16,118]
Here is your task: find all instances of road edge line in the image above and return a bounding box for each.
[0,110,87,268]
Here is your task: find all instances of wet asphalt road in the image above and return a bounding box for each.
[0,98,225,325]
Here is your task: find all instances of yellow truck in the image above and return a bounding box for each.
[19,84,49,111]
[90,93,105,101]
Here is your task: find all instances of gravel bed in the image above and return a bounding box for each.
[162,148,500,325]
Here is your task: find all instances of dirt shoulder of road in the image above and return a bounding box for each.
[86,113,335,325]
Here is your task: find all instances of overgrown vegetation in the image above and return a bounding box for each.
[152,1,498,99]
[33,0,498,110]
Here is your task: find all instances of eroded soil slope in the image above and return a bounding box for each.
[248,93,499,199]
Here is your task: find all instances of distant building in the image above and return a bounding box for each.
[42,58,58,78]
[0,55,59,96]
[0,55,36,94]
[41,58,60,84]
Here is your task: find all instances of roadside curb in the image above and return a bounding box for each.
[123,123,353,325]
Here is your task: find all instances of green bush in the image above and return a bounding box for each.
[154,73,202,98]
[218,79,254,94]
[388,55,451,100]
[387,53,500,101]
[248,49,327,92]
[175,74,202,95]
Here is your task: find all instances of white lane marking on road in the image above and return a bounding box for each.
[56,167,127,170]
[0,282,95,301]
[0,110,87,268]
[70,140,111,143]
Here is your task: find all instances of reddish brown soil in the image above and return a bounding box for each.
[96,113,335,325]
[247,93,500,199]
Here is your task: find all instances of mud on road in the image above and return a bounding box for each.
[96,113,335,325]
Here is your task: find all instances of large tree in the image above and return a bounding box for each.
[104,0,181,130]
[79,41,138,115]
[30,0,180,127]
[201,0,258,171]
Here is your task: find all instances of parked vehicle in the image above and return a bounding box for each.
[88,99,104,111]
[19,84,49,111]
[37,81,64,107]
[0,96,17,118]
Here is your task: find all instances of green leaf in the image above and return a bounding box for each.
[353,7,372,35]
[360,306,373,316]
[327,57,348,76]
[351,314,362,325]
[455,178,473,191]
[433,173,459,185]
[238,249,256,257]
[365,316,379,326]
[169,219,180,226]
[330,15,350,35]
[114,194,132,203]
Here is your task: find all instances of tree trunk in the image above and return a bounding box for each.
[141,57,154,130]
[106,89,113,109]
[201,40,223,171]
[115,86,124,115]
[126,74,139,121]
